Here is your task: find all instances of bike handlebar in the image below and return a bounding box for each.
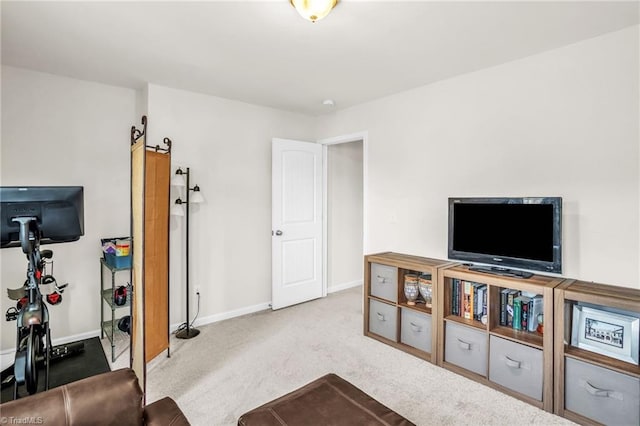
[12,217,38,255]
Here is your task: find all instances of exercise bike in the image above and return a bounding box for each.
[5,217,69,397]
[1,185,85,398]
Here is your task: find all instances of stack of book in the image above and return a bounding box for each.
[449,280,543,333]
[498,288,543,333]
[450,279,487,322]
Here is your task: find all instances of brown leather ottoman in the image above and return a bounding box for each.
[238,373,414,426]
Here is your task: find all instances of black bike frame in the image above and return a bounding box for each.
[12,217,51,398]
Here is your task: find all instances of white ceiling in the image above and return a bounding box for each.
[2,1,638,115]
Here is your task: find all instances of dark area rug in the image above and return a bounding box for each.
[1,336,111,403]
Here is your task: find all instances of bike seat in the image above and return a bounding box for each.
[41,250,53,259]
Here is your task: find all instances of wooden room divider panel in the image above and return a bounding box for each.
[143,148,170,362]
[130,116,170,394]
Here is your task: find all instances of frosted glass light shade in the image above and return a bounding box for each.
[290,0,338,22]
[170,201,185,216]
[190,190,204,204]
[171,173,186,187]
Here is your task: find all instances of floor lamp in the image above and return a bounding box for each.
[171,167,204,339]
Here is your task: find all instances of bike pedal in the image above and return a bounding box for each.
[5,307,18,321]
[46,293,62,305]
[2,374,15,386]
[42,275,56,285]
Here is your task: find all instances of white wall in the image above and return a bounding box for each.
[1,23,637,362]
[145,84,316,328]
[327,141,363,291]
[316,26,640,289]
[0,67,137,357]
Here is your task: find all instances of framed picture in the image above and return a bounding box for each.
[571,305,639,365]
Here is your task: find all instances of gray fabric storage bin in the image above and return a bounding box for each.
[370,263,397,302]
[400,308,432,353]
[489,335,543,401]
[368,299,397,341]
[565,357,639,426]
[444,321,488,376]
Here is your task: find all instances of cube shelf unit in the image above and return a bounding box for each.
[364,252,452,363]
[436,264,564,412]
[554,280,640,426]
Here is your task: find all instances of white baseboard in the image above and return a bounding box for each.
[1,293,354,370]
[171,286,362,333]
[328,279,363,293]
[170,301,271,333]
[2,303,272,370]
[1,329,101,371]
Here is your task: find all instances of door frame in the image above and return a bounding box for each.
[317,131,369,297]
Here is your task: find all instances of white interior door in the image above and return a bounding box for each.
[272,138,323,310]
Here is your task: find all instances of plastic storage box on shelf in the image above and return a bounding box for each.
[102,237,132,269]
[105,253,131,269]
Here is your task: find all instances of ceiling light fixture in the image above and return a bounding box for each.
[290,0,338,23]
[322,99,335,107]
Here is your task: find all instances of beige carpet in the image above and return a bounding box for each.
[138,287,574,426]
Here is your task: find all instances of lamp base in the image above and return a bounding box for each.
[175,327,200,339]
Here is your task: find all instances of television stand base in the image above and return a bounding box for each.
[468,265,533,279]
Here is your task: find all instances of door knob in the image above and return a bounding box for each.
[275,230,283,236]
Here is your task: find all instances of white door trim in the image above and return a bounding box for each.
[318,131,369,296]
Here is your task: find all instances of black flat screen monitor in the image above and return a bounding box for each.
[448,197,562,274]
[1,186,84,248]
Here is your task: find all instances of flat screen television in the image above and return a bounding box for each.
[448,197,562,276]
[0,186,85,248]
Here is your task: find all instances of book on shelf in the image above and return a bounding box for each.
[471,282,477,320]
[527,295,543,332]
[470,282,475,320]
[458,279,463,316]
[500,288,510,326]
[451,279,461,316]
[474,284,482,320]
[513,297,522,330]
[475,284,487,321]
[506,289,520,327]
[518,295,531,330]
[463,281,472,320]
[481,286,488,319]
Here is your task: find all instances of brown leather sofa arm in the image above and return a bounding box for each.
[145,397,190,426]
[0,368,189,426]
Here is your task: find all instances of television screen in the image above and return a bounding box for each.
[448,197,562,274]
[0,186,85,248]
